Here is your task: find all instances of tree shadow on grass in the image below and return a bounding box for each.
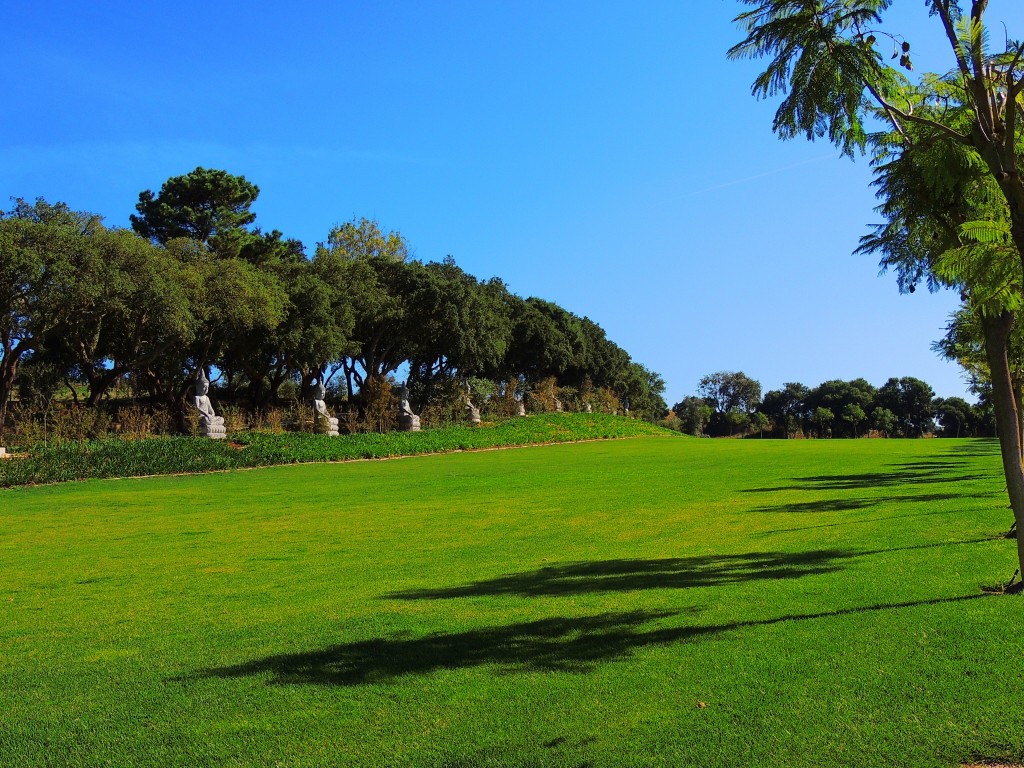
[751,498,879,514]
[760,505,977,535]
[859,536,1001,557]
[192,594,988,687]
[744,455,998,494]
[384,550,854,600]
[750,491,999,516]
[947,439,1000,457]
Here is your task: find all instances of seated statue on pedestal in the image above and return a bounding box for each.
[193,372,226,439]
[398,384,421,432]
[516,400,526,417]
[311,381,340,436]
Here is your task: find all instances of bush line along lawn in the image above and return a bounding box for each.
[0,413,671,487]
[2,436,1023,767]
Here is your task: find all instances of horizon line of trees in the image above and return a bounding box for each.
[0,167,667,440]
[671,371,991,439]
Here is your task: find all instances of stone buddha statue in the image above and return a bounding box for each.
[193,372,226,439]
[397,384,421,432]
[464,390,481,425]
[311,381,340,436]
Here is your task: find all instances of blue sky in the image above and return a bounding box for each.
[4,1,1018,405]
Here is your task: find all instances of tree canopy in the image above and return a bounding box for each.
[730,0,1024,583]
[1,174,666,436]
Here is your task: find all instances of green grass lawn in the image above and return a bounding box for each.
[2,436,1022,767]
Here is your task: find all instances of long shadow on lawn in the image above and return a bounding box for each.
[760,505,981,535]
[385,550,852,600]
[386,540,996,602]
[195,594,987,686]
[751,491,999,517]
[744,454,997,495]
[947,439,1000,457]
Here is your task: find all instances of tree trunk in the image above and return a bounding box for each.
[1013,378,1024,459]
[981,309,1024,590]
[0,351,21,443]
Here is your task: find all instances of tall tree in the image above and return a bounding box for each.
[697,371,762,415]
[731,0,1024,584]
[317,218,420,396]
[760,382,811,437]
[502,297,586,384]
[0,200,103,439]
[131,167,259,249]
[698,371,762,436]
[804,379,877,438]
[408,259,513,389]
[673,396,714,436]
[934,396,977,437]
[45,227,193,405]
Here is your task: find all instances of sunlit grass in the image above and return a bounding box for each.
[2,437,1022,767]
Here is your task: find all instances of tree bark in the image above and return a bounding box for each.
[0,339,24,443]
[981,310,1024,589]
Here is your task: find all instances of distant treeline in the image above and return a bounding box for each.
[670,371,990,438]
[0,167,666,441]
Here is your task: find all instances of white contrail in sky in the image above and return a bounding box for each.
[692,153,839,194]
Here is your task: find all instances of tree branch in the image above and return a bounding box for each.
[969,0,997,135]
[1007,43,1024,98]
[935,0,974,84]
[867,82,972,144]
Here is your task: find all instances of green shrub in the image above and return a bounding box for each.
[0,414,674,487]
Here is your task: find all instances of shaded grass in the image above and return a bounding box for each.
[2,437,1022,767]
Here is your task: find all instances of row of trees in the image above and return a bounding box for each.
[672,371,991,439]
[0,168,666,439]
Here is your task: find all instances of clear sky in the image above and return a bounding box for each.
[4,1,1018,406]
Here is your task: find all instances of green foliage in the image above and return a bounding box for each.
[697,371,761,436]
[933,396,982,438]
[671,397,713,436]
[0,414,671,488]
[323,217,410,262]
[750,411,771,436]
[130,166,259,247]
[729,0,896,157]
[697,371,761,415]
[760,382,811,437]
[870,406,897,436]
[813,406,834,438]
[875,376,936,437]
[804,379,876,438]
[841,403,867,437]
[3,179,665,430]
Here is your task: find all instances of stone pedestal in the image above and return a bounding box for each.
[399,412,421,432]
[315,413,340,437]
[200,420,227,439]
[0,447,6,458]
[516,402,526,417]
